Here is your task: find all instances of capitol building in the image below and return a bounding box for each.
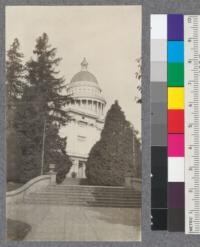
[60,58,106,178]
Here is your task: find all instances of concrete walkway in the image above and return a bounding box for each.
[7,203,141,241]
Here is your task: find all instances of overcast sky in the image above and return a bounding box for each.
[6,6,141,134]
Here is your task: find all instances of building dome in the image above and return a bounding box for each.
[71,71,98,84]
[66,58,106,119]
[67,58,105,102]
[70,57,98,84]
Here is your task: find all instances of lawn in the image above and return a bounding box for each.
[7,218,31,241]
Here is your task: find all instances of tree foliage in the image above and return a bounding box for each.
[6,38,25,181]
[6,38,25,102]
[86,101,138,186]
[7,34,72,183]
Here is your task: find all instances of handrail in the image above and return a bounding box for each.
[6,175,51,197]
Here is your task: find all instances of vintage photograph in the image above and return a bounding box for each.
[6,6,142,241]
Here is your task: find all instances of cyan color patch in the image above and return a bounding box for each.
[168,41,184,62]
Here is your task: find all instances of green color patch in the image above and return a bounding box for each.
[167,63,184,87]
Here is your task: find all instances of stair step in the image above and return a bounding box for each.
[44,191,138,194]
[30,192,140,198]
[25,197,140,203]
[45,188,139,194]
[24,199,140,208]
[46,187,139,191]
[24,185,141,208]
[48,185,136,190]
[25,195,140,202]
[25,196,140,201]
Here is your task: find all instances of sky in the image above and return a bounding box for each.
[6,6,141,134]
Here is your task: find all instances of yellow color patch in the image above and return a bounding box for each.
[168,87,184,109]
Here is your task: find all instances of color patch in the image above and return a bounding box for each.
[168,157,184,182]
[150,82,167,103]
[168,134,184,157]
[168,208,184,232]
[168,41,184,62]
[151,103,167,124]
[151,147,167,207]
[151,40,167,61]
[151,61,167,82]
[151,209,167,230]
[151,15,167,39]
[168,87,184,109]
[168,110,184,133]
[151,124,167,146]
[167,14,184,41]
[167,63,184,87]
[168,182,185,208]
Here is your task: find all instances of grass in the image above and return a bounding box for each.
[7,218,31,241]
[7,182,24,192]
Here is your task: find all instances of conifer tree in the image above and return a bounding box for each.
[6,38,25,103]
[86,101,135,186]
[14,33,72,182]
[6,38,25,181]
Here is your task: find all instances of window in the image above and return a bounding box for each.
[77,135,86,142]
[78,121,87,127]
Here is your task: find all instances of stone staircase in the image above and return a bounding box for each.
[62,178,88,185]
[24,184,141,208]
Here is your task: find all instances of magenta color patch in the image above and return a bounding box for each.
[168,134,184,157]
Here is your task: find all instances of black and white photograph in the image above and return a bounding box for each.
[6,5,142,241]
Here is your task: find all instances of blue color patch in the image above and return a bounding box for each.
[168,41,184,62]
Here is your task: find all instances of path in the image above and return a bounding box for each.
[7,203,141,241]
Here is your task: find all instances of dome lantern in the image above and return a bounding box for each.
[81,57,88,71]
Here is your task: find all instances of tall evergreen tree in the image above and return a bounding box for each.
[6,38,25,181]
[6,38,25,103]
[86,101,135,186]
[14,33,72,183]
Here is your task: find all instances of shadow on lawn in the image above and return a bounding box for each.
[7,218,31,240]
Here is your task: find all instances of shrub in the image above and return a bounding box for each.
[71,172,77,178]
[86,101,137,186]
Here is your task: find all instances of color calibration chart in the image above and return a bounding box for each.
[151,14,200,234]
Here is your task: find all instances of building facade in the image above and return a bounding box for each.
[60,58,106,178]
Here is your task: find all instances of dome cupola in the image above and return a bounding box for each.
[81,57,88,70]
[66,58,106,119]
[70,58,98,84]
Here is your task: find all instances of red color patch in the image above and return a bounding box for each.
[168,110,184,133]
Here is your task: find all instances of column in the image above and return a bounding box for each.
[98,102,100,115]
[95,101,97,113]
[92,100,95,112]
[74,159,79,177]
